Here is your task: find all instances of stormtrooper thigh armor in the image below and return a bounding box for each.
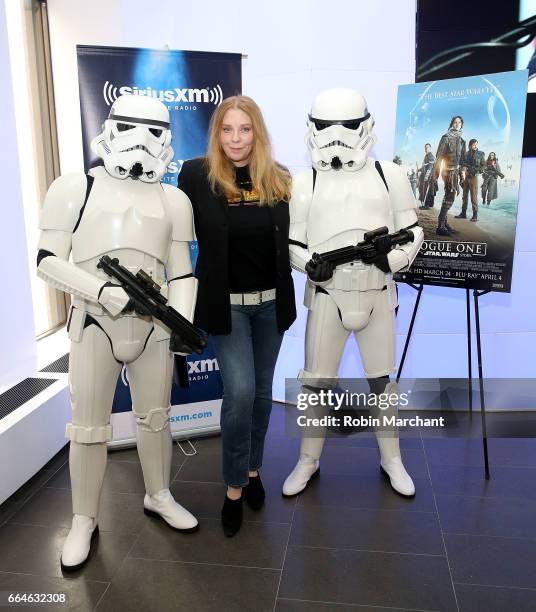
[300,282,397,386]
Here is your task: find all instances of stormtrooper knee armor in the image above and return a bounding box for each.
[37,95,199,571]
[282,89,424,498]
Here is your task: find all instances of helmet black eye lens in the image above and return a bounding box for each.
[149,128,163,138]
[117,122,135,132]
[309,113,370,132]
[313,119,362,130]
[313,120,330,131]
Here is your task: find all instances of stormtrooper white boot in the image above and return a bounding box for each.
[376,435,415,497]
[282,436,324,497]
[143,488,199,532]
[136,420,198,532]
[60,514,99,572]
[282,458,320,497]
[379,456,415,497]
[371,382,415,498]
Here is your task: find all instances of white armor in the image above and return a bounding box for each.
[283,89,424,498]
[37,96,198,571]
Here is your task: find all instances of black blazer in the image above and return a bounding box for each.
[178,157,296,335]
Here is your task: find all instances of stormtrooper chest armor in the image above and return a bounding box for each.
[71,169,173,266]
[307,162,394,252]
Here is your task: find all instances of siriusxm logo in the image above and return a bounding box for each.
[188,358,219,374]
[103,81,223,106]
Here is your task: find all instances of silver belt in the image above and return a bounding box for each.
[229,288,276,305]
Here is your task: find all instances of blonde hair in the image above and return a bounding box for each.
[206,96,291,205]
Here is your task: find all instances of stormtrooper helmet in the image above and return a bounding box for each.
[91,94,173,182]
[306,88,376,172]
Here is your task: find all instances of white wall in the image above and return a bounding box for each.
[46,0,536,399]
[0,0,36,393]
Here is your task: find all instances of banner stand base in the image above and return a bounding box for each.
[107,425,221,451]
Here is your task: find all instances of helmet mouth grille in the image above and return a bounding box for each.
[320,140,353,150]
[119,144,156,157]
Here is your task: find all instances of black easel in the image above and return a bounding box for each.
[396,283,490,479]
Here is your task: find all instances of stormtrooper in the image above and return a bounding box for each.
[282,88,424,498]
[37,95,199,571]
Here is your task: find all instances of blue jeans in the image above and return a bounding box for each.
[212,300,284,487]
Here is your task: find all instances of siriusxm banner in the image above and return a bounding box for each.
[76,45,242,444]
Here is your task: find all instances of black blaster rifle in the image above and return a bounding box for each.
[97,255,207,354]
[310,226,415,268]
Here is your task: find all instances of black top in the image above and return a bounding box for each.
[227,165,277,292]
[177,157,296,335]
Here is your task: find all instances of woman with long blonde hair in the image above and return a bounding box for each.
[178,96,296,536]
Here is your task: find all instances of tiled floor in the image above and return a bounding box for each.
[1,404,536,611]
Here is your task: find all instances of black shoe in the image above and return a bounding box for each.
[436,227,450,236]
[454,213,466,219]
[445,225,458,234]
[221,495,243,537]
[244,474,265,511]
[470,217,477,222]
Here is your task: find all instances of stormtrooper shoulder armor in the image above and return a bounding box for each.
[39,173,90,233]
[37,171,129,315]
[161,184,197,322]
[379,161,418,213]
[378,162,423,272]
[289,170,313,225]
[161,184,195,242]
[288,170,314,273]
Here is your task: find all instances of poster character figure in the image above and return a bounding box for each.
[456,138,485,221]
[282,89,424,499]
[418,143,437,209]
[434,115,466,236]
[481,152,505,205]
[36,95,199,571]
[407,168,417,196]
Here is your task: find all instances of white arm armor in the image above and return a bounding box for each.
[162,185,198,322]
[37,174,128,316]
[381,162,424,273]
[289,170,314,274]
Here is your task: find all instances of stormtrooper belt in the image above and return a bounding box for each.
[229,288,276,305]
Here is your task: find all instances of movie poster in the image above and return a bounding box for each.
[393,70,527,292]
